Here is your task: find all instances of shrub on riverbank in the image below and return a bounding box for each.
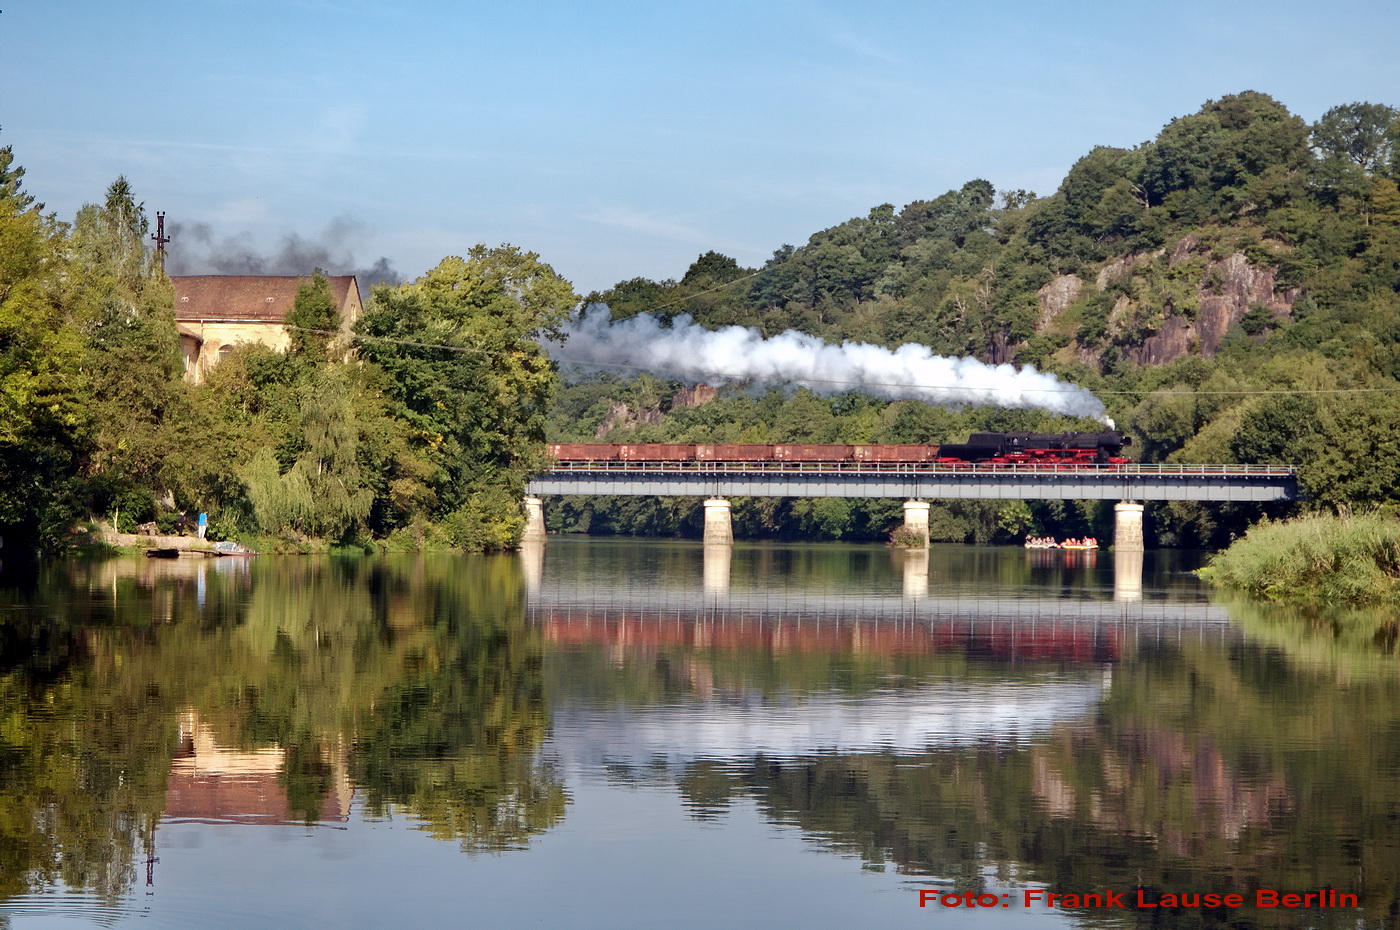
[1199,513,1400,602]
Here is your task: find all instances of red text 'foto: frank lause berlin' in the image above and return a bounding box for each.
[918,888,1358,910]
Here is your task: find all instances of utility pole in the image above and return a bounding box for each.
[151,211,169,269]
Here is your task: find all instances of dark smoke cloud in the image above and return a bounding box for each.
[165,216,403,298]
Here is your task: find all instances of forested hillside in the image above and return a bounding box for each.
[555,92,1400,547]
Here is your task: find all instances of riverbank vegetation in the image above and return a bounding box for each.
[0,137,575,554]
[1199,513,1400,601]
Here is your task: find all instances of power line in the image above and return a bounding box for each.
[290,326,1400,398]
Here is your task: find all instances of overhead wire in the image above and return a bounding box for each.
[294,323,1400,398]
[290,260,1400,400]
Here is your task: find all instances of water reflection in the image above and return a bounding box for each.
[167,712,354,826]
[1114,548,1144,601]
[0,544,1397,929]
[900,547,928,600]
[0,553,565,918]
[702,542,731,600]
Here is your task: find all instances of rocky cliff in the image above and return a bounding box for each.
[1036,238,1298,369]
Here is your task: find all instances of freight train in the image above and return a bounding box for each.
[548,431,1131,466]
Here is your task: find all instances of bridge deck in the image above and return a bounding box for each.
[529,462,1298,502]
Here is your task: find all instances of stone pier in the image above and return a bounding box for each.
[521,497,547,544]
[901,500,930,549]
[703,498,733,545]
[1113,501,1144,552]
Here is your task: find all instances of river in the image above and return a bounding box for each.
[0,539,1395,929]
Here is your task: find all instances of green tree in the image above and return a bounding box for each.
[0,128,38,211]
[356,246,577,548]
[1312,102,1400,173]
[681,250,746,286]
[284,270,340,365]
[68,177,185,500]
[0,199,91,550]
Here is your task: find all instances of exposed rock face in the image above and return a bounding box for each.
[1096,252,1159,290]
[1036,275,1083,330]
[1168,234,1200,266]
[595,401,663,437]
[1106,294,1134,337]
[1127,252,1296,365]
[671,383,718,408]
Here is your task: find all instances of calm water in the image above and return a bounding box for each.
[0,540,1397,929]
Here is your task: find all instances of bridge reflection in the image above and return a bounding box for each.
[523,542,1233,669]
[528,543,1241,785]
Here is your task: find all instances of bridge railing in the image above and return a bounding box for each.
[543,461,1297,477]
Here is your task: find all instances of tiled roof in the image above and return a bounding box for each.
[171,275,358,323]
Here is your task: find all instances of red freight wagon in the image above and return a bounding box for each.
[694,444,775,462]
[772,444,856,462]
[549,443,621,461]
[619,443,696,461]
[853,444,936,463]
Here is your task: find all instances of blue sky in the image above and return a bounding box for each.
[4,0,1399,294]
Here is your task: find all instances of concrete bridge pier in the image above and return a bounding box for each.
[521,497,547,544]
[902,500,930,548]
[703,499,733,545]
[1113,501,1144,552]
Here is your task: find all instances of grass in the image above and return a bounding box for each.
[1199,512,1400,602]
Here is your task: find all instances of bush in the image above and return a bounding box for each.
[889,525,927,549]
[1199,513,1400,601]
[436,488,525,552]
[112,488,156,534]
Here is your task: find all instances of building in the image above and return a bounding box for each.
[171,275,362,384]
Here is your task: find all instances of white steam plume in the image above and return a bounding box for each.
[551,308,1106,419]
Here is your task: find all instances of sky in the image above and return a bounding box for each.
[4,0,1399,296]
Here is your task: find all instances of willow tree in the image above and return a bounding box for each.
[355,246,576,549]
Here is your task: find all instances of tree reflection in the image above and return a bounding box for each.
[0,552,565,904]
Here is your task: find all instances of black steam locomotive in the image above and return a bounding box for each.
[936,431,1131,465]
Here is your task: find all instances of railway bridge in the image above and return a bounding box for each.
[524,459,1299,550]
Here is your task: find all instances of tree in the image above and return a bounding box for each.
[1312,102,1400,173]
[284,270,340,364]
[67,178,184,497]
[1140,93,1309,221]
[0,200,91,550]
[0,128,38,212]
[355,246,577,548]
[680,250,746,286]
[241,368,373,540]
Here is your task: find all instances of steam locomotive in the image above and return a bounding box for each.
[548,431,1131,466]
